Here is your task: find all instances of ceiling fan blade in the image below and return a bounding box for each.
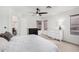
[39,12,48,14]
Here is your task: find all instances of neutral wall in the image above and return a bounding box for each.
[0,7,10,33]
[0,7,47,35]
[48,7,79,45]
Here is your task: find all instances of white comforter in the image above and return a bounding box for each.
[4,35,58,52]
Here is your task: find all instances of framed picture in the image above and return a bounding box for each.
[70,14,79,35]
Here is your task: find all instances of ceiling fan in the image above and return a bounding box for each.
[34,8,48,16]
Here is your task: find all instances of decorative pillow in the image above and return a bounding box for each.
[0,32,13,41]
[4,32,13,41]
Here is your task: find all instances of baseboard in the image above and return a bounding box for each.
[42,33,79,46]
[62,40,79,46]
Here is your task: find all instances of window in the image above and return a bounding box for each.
[44,20,48,30]
[36,20,48,30]
[70,14,79,35]
[36,20,42,30]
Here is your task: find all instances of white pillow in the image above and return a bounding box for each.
[0,37,8,52]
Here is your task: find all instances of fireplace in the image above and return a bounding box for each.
[28,28,38,35]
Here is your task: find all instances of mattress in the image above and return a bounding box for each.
[5,35,59,52]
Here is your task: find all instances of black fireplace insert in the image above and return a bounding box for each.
[28,28,38,35]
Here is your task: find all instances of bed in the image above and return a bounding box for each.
[0,35,59,52]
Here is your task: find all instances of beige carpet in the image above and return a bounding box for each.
[40,34,79,52]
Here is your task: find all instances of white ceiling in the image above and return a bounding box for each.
[0,6,77,16]
[10,6,77,16]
